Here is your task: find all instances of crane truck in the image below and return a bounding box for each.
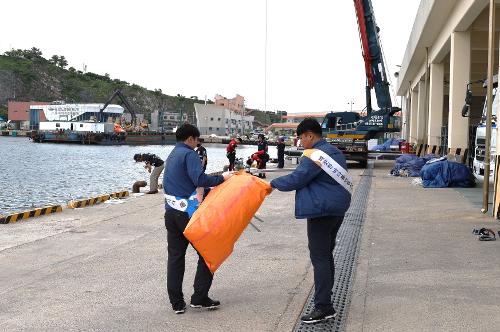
[321,0,401,166]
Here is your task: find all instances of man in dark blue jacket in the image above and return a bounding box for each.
[270,118,351,324]
[163,123,232,314]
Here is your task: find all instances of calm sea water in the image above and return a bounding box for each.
[0,137,276,215]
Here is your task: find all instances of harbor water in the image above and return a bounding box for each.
[0,137,277,215]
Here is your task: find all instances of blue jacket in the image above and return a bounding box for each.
[163,142,224,210]
[270,139,351,219]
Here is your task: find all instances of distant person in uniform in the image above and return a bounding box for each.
[277,137,285,168]
[226,137,242,171]
[270,118,352,324]
[133,153,164,194]
[196,138,208,172]
[257,134,269,178]
[163,123,233,314]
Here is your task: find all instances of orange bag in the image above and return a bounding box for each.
[183,172,272,273]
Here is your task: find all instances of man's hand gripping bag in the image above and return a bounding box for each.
[183,172,272,273]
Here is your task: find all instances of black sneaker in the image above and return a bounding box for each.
[190,297,220,310]
[301,307,337,324]
[173,302,186,314]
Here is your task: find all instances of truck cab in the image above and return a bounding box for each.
[472,87,497,182]
[462,77,498,182]
[321,111,368,167]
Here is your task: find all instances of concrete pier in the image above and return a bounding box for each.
[0,165,361,332]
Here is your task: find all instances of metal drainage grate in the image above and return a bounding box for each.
[294,163,374,332]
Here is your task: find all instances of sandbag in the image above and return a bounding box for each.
[183,171,272,273]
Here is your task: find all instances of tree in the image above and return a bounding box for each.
[57,56,68,68]
[4,47,43,60]
[23,47,43,60]
[4,48,24,58]
[49,55,59,65]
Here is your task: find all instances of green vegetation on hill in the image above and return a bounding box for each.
[247,109,283,127]
[0,48,201,122]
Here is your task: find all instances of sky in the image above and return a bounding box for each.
[0,0,421,113]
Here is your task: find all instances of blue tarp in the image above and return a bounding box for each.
[391,154,438,177]
[372,138,404,151]
[420,159,475,188]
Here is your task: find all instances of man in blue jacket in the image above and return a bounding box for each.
[163,123,232,314]
[270,118,351,324]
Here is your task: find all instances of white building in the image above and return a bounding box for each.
[194,104,254,136]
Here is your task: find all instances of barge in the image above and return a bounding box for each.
[30,103,175,145]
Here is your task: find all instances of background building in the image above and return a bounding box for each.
[214,94,245,114]
[396,0,494,155]
[194,104,254,136]
[281,112,327,124]
[150,110,188,132]
[8,101,49,129]
[264,123,299,137]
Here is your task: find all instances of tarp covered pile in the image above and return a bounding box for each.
[391,154,475,188]
[371,138,404,151]
[391,154,438,177]
[420,159,475,188]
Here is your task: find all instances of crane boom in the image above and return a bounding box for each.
[320,0,401,166]
[353,0,393,115]
[100,89,137,124]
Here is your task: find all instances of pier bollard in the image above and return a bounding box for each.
[0,205,63,224]
[132,181,147,193]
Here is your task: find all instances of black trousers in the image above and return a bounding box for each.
[227,153,236,171]
[307,215,344,310]
[164,208,213,308]
[277,155,284,168]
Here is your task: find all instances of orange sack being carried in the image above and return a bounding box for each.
[183,171,272,273]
